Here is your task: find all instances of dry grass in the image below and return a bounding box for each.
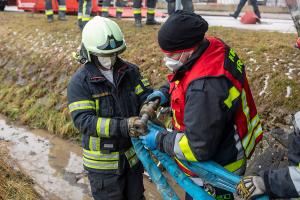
[0,12,299,138]
[0,143,40,200]
[0,11,299,199]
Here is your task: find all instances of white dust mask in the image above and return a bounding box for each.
[164,56,184,72]
[97,55,116,70]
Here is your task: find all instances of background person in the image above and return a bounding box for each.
[229,0,261,19]
[45,0,67,22]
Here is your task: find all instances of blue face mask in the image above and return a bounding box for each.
[164,56,184,72]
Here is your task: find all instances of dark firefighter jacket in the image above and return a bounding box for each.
[261,134,300,198]
[156,37,262,176]
[67,57,152,174]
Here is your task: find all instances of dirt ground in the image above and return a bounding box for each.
[0,11,299,199]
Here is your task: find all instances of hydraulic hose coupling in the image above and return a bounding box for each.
[137,99,161,136]
[140,99,160,123]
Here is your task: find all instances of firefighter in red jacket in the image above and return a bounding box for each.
[139,10,263,200]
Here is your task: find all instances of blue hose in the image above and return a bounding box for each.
[131,138,179,200]
[152,149,215,200]
[181,160,269,200]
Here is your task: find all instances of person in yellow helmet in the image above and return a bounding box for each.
[67,16,152,199]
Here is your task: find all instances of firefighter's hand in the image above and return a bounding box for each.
[236,176,266,200]
[127,117,147,137]
[146,90,168,105]
[139,126,160,150]
[140,101,158,120]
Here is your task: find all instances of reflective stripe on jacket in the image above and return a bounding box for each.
[67,58,152,174]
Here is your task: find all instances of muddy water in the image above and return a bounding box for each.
[0,117,184,200]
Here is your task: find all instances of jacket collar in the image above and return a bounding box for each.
[84,57,130,83]
[169,38,210,82]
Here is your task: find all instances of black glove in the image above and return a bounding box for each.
[127,117,147,137]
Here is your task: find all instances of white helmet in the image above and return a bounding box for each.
[81,16,126,62]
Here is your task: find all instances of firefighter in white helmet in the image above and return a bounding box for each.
[67,16,152,199]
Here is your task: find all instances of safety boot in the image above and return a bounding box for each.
[146,13,160,25]
[47,15,54,23]
[135,19,142,28]
[58,11,67,21]
[101,11,109,18]
[116,12,122,20]
[229,13,238,19]
[145,19,161,25]
[167,2,175,15]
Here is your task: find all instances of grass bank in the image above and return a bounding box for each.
[0,12,299,139]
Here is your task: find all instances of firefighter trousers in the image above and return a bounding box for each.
[87,170,145,200]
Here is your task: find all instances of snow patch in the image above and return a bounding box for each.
[249,58,256,63]
[285,86,292,98]
[259,74,270,96]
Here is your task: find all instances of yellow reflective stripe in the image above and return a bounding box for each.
[147,8,155,14]
[68,100,95,112]
[96,118,111,137]
[251,115,260,129]
[89,136,100,151]
[125,147,135,158]
[178,135,197,162]
[45,10,53,15]
[172,109,181,129]
[104,119,110,137]
[83,149,119,160]
[59,6,66,11]
[135,84,143,95]
[133,9,141,14]
[141,78,150,87]
[125,147,139,167]
[83,0,87,16]
[102,7,109,12]
[224,157,246,172]
[82,17,91,22]
[245,123,263,157]
[224,86,240,108]
[116,7,123,12]
[128,155,139,167]
[95,99,99,115]
[298,163,300,168]
[77,15,82,20]
[241,90,253,148]
[242,115,260,150]
[83,157,118,169]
